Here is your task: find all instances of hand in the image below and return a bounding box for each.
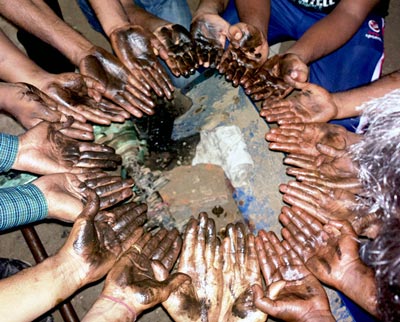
[286,167,362,194]
[240,59,293,102]
[220,222,267,322]
[153,23,198,78]
[266,123,361,157]
[0,82,93,139]
[280,207,378,315]
[218,23,268,87]
[163,213,222,322]
[79,46,157,118]
[110,24,174,100]
[264,53,308,87]
[279,181,358,225]
[58,188,147,287]
[32,172,134,222]
[87,228,188,321]
[39,72,130,124]
[14,119,121,175]
[260,81,338,124]
[191,12,230,68]
[253,230,334,322]
[284,145,359,179]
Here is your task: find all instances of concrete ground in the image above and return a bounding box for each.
[0,1,400,322]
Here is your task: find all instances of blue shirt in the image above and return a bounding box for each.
[0,132,48,230]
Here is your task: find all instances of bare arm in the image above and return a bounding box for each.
[234,0,270,37]
[0,0,93,65]
[333,70,400,119]
[286,0,379,64]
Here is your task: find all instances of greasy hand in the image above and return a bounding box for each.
[1,82,93,139]
[40,72,129,124]
[240,58,293,103]
[79,46,156,118]
[100,228,188,315]
[164,213,222,322]
[286,166,362,195]
[284,144,359,178]
[16,119,121,175]
[110,24,174,99]
[32,172,134,222]
[280,206,362,291]
[59,188,147,286]
[218,23,268,87]
[153,23,198,78]
[253,230,333,322]
[260,81,337,124]
[279,181,358,224]
[265,53,308,87]
[266,123,361,157]
[191,12,230,68]
[220,223,267,322]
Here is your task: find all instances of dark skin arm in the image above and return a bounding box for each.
[0,82,93,139]
[191,0,230,68]
[253,230,334,322]
[279,206,378,316]
[218,23,269,87]
[0,188,146,322]
[262,70,400,123]
[14,119,121,175]
[83,228,189,322]
[266,122,361,157]
[33,172,134,222]
[88,0,174,99]
[0,0,156,117]
[121,0,198,78]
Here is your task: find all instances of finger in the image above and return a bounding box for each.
[179,217,199,270]
[205,215,217,270]
[99,187,134,209]
[143,228,168,257]
[112,203,148,236]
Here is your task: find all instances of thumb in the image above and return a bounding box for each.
[163,272,191,294]
[316,143,342,157]
[77,186,100,221]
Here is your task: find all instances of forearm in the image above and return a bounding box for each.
[0,253,81,322]
[120,0,166,31]
[88,0,130,37]
[0,29,49,84]
[340,262,378,316]
[234,0,269,37]
[194,0,229,15]
[286,0,377,64]
[0,0,93,65]
[333,70,400,119]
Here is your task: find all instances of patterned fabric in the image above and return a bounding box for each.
[0,133,18,173]
[0,184,48,230]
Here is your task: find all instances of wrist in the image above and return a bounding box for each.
[83,295,140,322]
[299,310,335,322]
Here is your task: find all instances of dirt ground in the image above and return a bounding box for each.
[0,1,400,322]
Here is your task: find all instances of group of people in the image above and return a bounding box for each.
[0,0,398,321]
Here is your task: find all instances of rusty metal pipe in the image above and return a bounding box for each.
[21,226,80,322]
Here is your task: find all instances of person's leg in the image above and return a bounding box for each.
[17,0,75,73]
